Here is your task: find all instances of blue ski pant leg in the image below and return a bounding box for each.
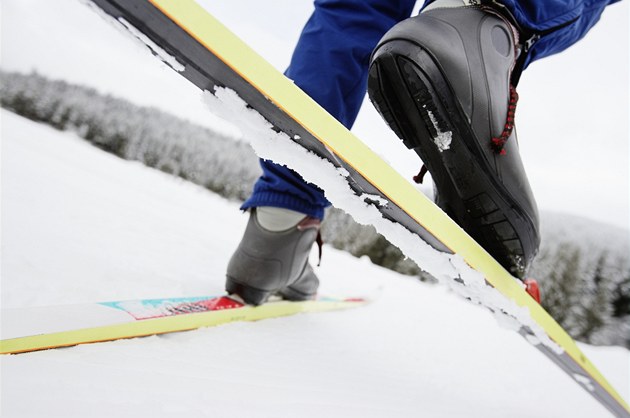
[241,0,417,220]
[420,0,620,70]
[491,0,621,69]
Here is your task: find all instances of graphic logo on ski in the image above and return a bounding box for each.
[101,296,244,320]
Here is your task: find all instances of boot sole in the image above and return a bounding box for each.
[226,278,315,305]
[368,41,536,277]
[278,285,316,302]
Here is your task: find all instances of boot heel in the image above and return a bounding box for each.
[279,286,315,302]
[226,278,273,306]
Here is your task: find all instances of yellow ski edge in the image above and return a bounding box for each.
[0,298,366,355]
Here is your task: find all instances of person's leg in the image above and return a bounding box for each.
[241,0,417,220]
[489,0,620,68]
[229,0,416,305]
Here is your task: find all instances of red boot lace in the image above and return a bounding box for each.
[413,85,519,183]
[490,85,519,155]
[413,165,429,184]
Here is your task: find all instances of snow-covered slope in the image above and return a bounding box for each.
[1,110,628,417]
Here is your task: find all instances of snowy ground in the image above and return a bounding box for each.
[1,110,629,417]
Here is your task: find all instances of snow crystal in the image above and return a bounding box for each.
[493,310,524,332]
[574,374,596,392]
[201,86,562,355]
[525,334,542,346]
[426,108,452,152]
[360,193,389,207]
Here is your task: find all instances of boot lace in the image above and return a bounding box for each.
[490,84,519,155]
[412,85,518,184]
[413,165,428,184]
[298,217,324,266]
[315,231,323,266]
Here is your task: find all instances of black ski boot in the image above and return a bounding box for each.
[368,5,540,278]
[226,208,321,305]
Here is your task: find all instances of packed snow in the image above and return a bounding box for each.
[1,110,628,417]
[426,109,452,152]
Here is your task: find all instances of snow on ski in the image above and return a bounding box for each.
[0,295,367,354]
[84,0,629,416]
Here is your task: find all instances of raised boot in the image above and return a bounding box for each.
[368,3,540,278]
[226,208,321,305]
